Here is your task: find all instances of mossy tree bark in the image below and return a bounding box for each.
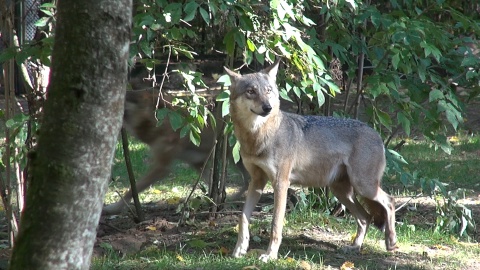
[9,0,132,269]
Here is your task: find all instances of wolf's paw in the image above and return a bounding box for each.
[386,243,399,252]
[232,247,247,258]
[259,252,277,263]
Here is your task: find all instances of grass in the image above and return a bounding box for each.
[399,133,480,192]
[94,133,480,270]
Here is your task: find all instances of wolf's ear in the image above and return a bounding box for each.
[262,58,281,79]
[224,66,241,82]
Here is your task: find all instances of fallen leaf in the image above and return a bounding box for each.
[449,136,459,143]
[297,260,311,270]
[340,261,355,270]
[285,257,295,263]
[176,254,185,262]
[146,225,156,231]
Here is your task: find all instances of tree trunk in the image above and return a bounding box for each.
[9,0,132,269]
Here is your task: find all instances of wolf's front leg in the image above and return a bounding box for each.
[233,169,267,258]
[259,175,290,262]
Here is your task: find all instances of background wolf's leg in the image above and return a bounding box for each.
[233,168,267,258]
[102,165,168,215]
[330,177,371,252]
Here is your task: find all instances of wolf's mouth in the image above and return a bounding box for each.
[251,109,270,117]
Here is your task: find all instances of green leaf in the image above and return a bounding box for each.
[40,3,56,8]
[222,100,230,117]
[40,9,54,17]
[180,125,190,138]
[184,1,199,22]
[156,108,170,125]
[316,90,325,107]
[292,86,301,98]
[199,7,210,25]
[150,23,161,31]
[216,90,230,102]
[279,88,293,102]
[246,39,255,52]
[217,75,231,86]
[139,40,152,58]
[232,140,241,164]
[0,47,16,62]
[397,112,411,136]
[391,53,400,69]
[435,134,452,154]
[223,29,236,56]
[5,114,29,129]
[445,105,461,130]
[279,0,295,20]
[189,129,201,146]
[376,109,392,130]
[169,111,184,131]
[387,149,408,164]
[239,15,254,32]
[234,30,245,49]
[429,89,444,102]
[420,41,442,62]
[34,17,50,27]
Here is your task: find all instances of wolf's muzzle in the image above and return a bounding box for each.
[262,104,272,115]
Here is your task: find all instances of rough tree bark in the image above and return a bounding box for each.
[9,0,132,269]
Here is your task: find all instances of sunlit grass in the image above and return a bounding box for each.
[399,132,480,191]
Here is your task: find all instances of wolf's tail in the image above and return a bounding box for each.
[362,198,387,231]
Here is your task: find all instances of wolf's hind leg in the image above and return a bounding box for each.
[353,180,397,251]
[330,178,371,252]
[367,189,397,251]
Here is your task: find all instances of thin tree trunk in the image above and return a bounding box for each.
[9,0,132,269]
[121,127,144,222]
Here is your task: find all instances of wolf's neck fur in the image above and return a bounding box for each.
[231,107,282,156]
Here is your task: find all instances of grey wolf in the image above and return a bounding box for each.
[102,89,248,215]
[224,59,397,262]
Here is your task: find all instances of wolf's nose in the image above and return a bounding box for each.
[262,104,272,113]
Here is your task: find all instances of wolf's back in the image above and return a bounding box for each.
[290,114,383,145]
[123,90,161,145]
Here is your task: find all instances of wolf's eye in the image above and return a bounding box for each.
[246,89,255,95]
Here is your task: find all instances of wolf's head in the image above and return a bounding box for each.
[224,60,281,130]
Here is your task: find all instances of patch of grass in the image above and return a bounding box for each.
[399,133,480,192]
[93,250,314,270]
